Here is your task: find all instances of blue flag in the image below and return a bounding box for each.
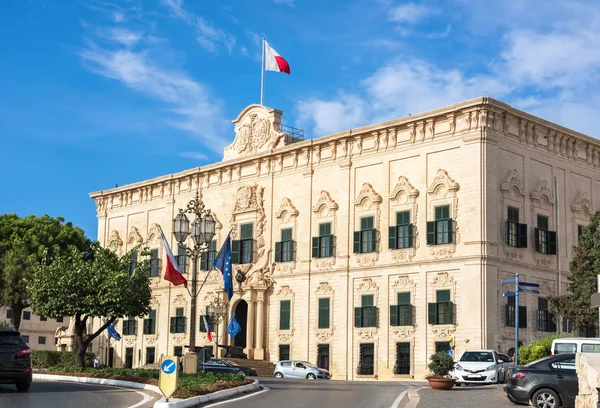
[215,232,233,301]
[107,320,121,341]
[227,315,241,339]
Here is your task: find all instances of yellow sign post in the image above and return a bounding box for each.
[159,355,179,401]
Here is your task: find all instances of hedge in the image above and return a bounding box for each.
[517,334,573,365]
[32,350,95,368]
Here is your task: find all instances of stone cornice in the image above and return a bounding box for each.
[90,96,600,214]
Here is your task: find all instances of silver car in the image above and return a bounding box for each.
[273,360,331,380]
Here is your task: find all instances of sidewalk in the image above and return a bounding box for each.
[415,384,514,407]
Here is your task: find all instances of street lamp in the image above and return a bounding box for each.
[173,190,216,373]
[207,297,228,357]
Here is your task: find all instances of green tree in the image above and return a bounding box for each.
[549,211,600,336]
[0,214,89,329]
[28,244,151,368]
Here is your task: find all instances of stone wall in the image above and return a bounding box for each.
[576,353,600,408]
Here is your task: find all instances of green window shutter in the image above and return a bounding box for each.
[428,303,437,324]
[361,294,374,307]
[534,228,540,252]
[406,305,413,326]
[407,224,413,248]
[319,223,331,236]
[388,226,397,249]
[518,223,528,248]
[353,231,361,253]
[448,302,454,324]
[318,298,330,329]
[170,317,175,333]
[435,206,442,220]
[282,228,292,241]
[231,240,241,264]
[280,300,290,330]
[312,237,319,258]
[354,307,362,328]
[505,220,512,245]
[369,306,377,327]
[446,219,453,243]
[200,251,208,270]
[390,305,399,326]
[436,290,450,303]
[143,319,149,334]
[548,231,557,255]
[370,229,377,252]
[426,221,435,245]
[329,235,335,257]
[397,292,410,305]
[275,242,282,262]
[240,223,253,239]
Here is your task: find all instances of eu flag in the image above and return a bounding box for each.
[215,232,234,301]
[106,319,121,341]
[227,315,241,339]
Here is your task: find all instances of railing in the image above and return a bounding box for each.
[280,124,304,141]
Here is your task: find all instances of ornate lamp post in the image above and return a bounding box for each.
[173,191,216,373]
[207,297,228,357]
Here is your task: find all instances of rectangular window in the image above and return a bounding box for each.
[279,300,291,330]
[56,316,63,323]
[318,298,330,329]
[39,336,46,345]
[426,205,453,245]
[312,223,335,258]
[353,216,377,254]
[535,215,556,255]
[232,223,253,264]
[505,297,527,328]
[279,344,290,361]
[170,307,186,333]
[177,244,187,273]
[389,211,413,250]
[6,310,12,319]
[23,311,30,320]
[200,240,217,270]
[435,341,450,353]
[122,316,137,336]
[317,344,330,371]
[428,290,454,325]
[394,343,410,375]
[275,228,295,263]
[355,294,377,328]
[146,347,155,365]
[150,248,160,277]
[537,298,556,332]
[129,250,138,274]
[143,310,156,335]
[506,207,528,248]
[40,316,47,321]
[22,335,29,343]
[174,346,182,357]
[390,292,412,326]
[357,343,374,375]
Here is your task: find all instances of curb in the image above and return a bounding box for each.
[33,373,162,395]
[153,380,260,408]
[402,386,425,408]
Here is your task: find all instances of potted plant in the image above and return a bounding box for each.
[425,351,456,390]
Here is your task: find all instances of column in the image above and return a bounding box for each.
[254,290,265,360]
[245,297,256,359]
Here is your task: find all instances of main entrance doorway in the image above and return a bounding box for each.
[233,300,248,348]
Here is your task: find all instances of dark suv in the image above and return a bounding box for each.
[0,327,32,392]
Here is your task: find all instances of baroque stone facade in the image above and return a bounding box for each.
[88,98,600,380]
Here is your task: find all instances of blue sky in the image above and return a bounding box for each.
[2,0,600,239]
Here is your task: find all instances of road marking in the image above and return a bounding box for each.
[202,385,270,407]
[390,388,410,408]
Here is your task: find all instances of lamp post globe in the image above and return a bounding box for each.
[173,213,190,244]
[191,217,204,246]
[204,214,216,244]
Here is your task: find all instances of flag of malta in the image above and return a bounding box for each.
[159,228,188,288]
[202,315,213,342]
[265,41,290,74]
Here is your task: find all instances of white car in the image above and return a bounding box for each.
[452,350,514,385]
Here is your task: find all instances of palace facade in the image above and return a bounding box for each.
[84,97,599,379]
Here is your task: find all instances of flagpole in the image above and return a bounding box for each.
[260,37,265,105]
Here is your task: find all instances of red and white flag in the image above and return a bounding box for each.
[159,228,188,288]
[265,41,290,74]
[202,315,213,342]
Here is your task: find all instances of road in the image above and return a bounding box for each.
[0,380,160,408]
[202,378,418,408]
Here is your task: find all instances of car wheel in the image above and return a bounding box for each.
[16,382,30,392]
[532,388,560,408]
[274,372,284,378]
[307,373,316,380]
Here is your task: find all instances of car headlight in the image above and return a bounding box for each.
[455,364,463,371]
[486,364,496,371]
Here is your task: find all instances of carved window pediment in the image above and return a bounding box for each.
[108,230,123,254]
[127,226,143,246]
[427,169,459,197]
[390,176,419,202]
[354,183,382,207]
[313,190,338,215]
[501,169,526,200]
[147,223,161,244]
[275,198,299,219]
[571,192,593,219]
[531,180,555,209]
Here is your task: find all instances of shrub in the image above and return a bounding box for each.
[32,350,95,369]
[518,334,572,365]
[427,351,455,378]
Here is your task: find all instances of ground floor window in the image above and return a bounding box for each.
[125,347,134,368]
[317,344,330,371]
[394,343,410,375]
[357,343,374,375]
[174,346,182,357]
[435,341,450,354]
[145,347,155,365]
[279,344,290,361]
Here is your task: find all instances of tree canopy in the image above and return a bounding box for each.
[28,243,151,367]
[0,214,89,329]
[549,211,600,336]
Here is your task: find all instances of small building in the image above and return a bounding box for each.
[0,306,70,351]
[88,97,599,379]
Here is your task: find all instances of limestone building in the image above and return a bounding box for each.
[1,306,70,351]
[88,97,599,379]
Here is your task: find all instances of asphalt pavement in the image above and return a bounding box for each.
[0,380,160,408]
[416,384,513,407]
[201,377,419,408]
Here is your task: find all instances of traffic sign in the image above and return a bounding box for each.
[503,292,516,297]
[159,355,179,401]
[520,289,540,295]
[519,282,540,288]
[501,278,516,284]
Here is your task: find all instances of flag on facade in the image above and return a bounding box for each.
[214,232,233,300]
[265,40,290,74]
[107,319,121,341]
[159,227,188,288]
[227,315,241,339]
[202,315,213,342]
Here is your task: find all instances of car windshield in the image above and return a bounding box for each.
[0,333,24,346]
[460,352,494,362]
[302,361,317,368]
[227,360,239,366]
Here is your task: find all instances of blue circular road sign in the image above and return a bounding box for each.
[161,359,176,374]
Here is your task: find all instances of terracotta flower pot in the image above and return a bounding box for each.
[427,378,456,390]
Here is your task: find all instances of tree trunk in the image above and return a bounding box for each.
[74,314,87,368]
[10,303,24,331]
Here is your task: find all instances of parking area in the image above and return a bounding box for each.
[417,384,515,408]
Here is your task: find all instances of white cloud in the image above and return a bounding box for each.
[106,27,143,48]
[273,0,295,6]
[112,11,124,22]
[296,94,369,135]
[180,151,209,160]
[388,3,431,24]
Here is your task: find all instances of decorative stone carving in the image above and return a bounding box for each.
[429,246,456,259]
[274,198,299,220]
[172,335,186,345]
[427,169,460,197]
[571,192,593,217]
[127,226,143,246]
[173,295,186,305]
[145,336,157,345]
[530,180,555,210]
[274,263,294,274]
[233,184,262,214]
[277,285,293,298]
[358,278,377,293]
[391,327,416,339]
[356,329,378,340]
[125,337,136,345]
[390,176,419,203]
[277,329,295,342]
[354,183,383,207]
[315,282,333,295]
[392,250,415,263]
[147,223,161,244]
[432,272,454,288]
[392,275,415,290]
[432,326,456,339]
[313,258,335,270]
[356,254,378,267]
[108,230,123,254]
[315,328,335,341]
[312,191,338,215]
[501,170,526,200]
